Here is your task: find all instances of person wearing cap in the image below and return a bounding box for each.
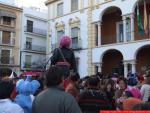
[50,35,77,78]
[140,70,150,102]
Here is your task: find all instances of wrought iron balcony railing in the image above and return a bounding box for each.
[51,39,82,51]
[24,26,47,36]
[24,44,46,52]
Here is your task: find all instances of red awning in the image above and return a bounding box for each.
[20,71,41,77]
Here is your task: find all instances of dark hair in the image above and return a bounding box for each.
[0,68,12,80]
[104,79,115,91]
[132,103,150,110]
[69,72,80,82]
[0,80,14,99]
[45,65,65,87]
[87,76,100,87]
[118,77,128,85]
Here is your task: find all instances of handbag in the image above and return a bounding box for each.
[56,48,71,67]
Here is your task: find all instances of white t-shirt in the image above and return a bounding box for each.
[140,84,150,102]
[0,99,24,113]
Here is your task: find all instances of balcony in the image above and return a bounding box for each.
[51,41,82,51]
[0,57,14,65]
[24,26,47,36]
[24,44,46,52]
[0,38,15,46]
[23,61,46,71]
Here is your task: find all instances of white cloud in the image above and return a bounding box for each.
[15,0,47,9]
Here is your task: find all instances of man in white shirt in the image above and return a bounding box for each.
[0,67,24,113]
[0,98,24,113]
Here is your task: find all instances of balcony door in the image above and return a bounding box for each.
[126,19,131,41]
[25,55,32,68]
[71,27,79,49]
[27,20,33,32]
[117,22,124,43]
[1,50,10,64]
[26,37,32,50]
[2,31,11,44]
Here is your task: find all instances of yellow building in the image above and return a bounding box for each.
[0,2,22,74]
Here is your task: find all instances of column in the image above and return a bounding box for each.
[130,14,134,41]
[123,16,127,42]
[131,60,136,73]
[124,62,128,78]
[97,21,101,46]
[10,32,14,45]
[80,0,83,9]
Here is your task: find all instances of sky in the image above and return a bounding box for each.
[15,0,47,9]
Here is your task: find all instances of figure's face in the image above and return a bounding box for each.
[119,80,126,90]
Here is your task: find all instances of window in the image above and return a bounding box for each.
[1,50,10,64]
[57,30,64,44]
[26,37,32,50]
[2,31,11,44]
[3,16,11,25]
[71,27,79,49]
[117,22,124,43]
[57,3,63,16]
[95,24,98,46]
[71,0,78,11]
[27,20,33,32]
[25,55,32,68]
[126,19,131,42]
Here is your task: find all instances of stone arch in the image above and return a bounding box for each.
[134,44,150,59]
[99,6,122,21]
[101,49,124,75]
[135,44,150,73]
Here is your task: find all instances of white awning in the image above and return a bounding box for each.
[0,9,16,18]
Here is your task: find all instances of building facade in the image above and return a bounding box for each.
[20,7,47,72]
[46,0,150,77]
[0,2,22,74]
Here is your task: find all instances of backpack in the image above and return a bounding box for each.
[127,73,138,86]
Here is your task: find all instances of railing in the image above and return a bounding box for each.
[101,32,132,45]
[51,40,82,51]
[24,44,46,52]
[24,26,47,36]
[0,38,15,46]
[0,57,14,65]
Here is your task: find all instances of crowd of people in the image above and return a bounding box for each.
[0,36,150,113]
